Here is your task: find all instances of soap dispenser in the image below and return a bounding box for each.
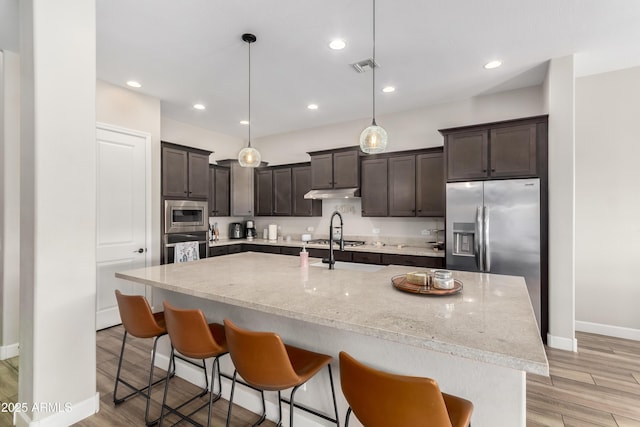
[300,244,309,267]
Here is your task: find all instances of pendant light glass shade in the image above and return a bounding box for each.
[238,145,261,167]
[360,0,387,154]
[238,33,261,168]
[359,121,388,154]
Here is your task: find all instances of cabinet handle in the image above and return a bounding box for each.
[491,169,496,172]
[482,169,487,172]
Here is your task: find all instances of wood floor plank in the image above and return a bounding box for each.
[613,414,640,427]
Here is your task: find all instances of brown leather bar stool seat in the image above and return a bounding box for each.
[159,301,228,427]
[113,290,175,426]
[223,319,340,427]
[339,351,473,427]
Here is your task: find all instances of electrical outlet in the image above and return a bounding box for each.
[372,228,380,234]
[421,229,430,235]
[307,226,314,232]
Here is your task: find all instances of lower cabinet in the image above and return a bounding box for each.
[209,244,444,269]
[381,254,444,268]
[352,252,382,264]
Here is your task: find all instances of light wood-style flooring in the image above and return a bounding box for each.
[1,329,639,426]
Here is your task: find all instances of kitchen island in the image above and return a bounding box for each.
[116,252,548,426]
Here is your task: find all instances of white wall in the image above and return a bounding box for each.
[575,66,640,340]
[0,50,20,359]
[255,85,545,165]
[162,117,244,162]
[544,56,577,351]
[96,80,162,264]
[18,0,98,424]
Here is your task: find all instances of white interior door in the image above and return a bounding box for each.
[96,124,149,330]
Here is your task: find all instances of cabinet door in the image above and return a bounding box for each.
[388,155,416,216]
[230,163,254,216]
[254,168,273,216]
[416,152,445,217]
[310,153,333,189]
[209,166,230,216]
[187,152,210,199]
[273,167,292,216]
[162,147,189,197]
[333,150,359,188]
[446,130,489,181]
[490,124,537,178]
[292,165,321,216]
[361,158,388,217]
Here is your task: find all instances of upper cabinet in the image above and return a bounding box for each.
[361,148,445,218]
[254,163,322,217]
[162,143,210,199]
[291,164,322,217]
[208,165,230,217]
[441,115,548,182]
[217,159,262,217]
[309,147,360,190]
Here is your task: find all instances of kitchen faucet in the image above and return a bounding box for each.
[324,211,344,269]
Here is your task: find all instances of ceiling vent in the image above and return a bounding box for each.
[350,58,380,73]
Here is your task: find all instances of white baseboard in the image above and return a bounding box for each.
[155,354,325,427]
[576,320,640,341]
[0,343,19,360]
[547,333,578,352]
[14,392,99,427]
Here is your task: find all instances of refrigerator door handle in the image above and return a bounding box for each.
[484,205,491,271]
[475,206,484,271]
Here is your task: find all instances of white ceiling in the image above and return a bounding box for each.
[4,0,640,139]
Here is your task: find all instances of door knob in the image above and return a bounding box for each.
[134,248,144,253]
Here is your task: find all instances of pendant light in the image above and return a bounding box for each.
[359,0,388,154]
[238,33,262,167]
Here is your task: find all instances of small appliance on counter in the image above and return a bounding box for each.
[229,222,244,239]
[245,220,257,241]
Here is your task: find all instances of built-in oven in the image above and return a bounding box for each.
[164,200,208,234]
[163,232,208,264]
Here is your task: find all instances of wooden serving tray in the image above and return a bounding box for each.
[391,274,463,296]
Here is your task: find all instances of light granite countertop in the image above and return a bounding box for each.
[209,237,445,258]
[117,252,548,375]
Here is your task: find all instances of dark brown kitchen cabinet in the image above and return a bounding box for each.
[254,168,273,216]
[361,148,444,218]
[381,254,444,268]
[388,155,416,216]
[416,151,445,217]
[361,157,388,217]
[292,165,322,216]
[309,147,360,190]
[209,246,229,257]
[208,165,230,216]
[273,167,292,216]
[441,116,547,182]
[162,143,210,199]
[352,252,382,264]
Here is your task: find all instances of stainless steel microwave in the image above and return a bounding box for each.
[164,200,208,233]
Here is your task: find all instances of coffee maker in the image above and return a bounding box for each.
[245,220,257,241]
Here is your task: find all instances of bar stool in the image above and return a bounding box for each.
[159,301,228,427]
[113,290,175,426]
[339,351,473,427]
[223,319,340,427]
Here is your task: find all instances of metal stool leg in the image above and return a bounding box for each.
[327,364,340,426]
[345,407,352,427]
[225,370,238,427]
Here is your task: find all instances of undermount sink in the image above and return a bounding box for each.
[309,261,383,273]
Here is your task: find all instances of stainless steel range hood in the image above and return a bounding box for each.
[303,188,360,199]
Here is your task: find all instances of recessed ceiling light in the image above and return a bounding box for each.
[382,86,395,93]
[329,39,346,50]
[193,104,206,110]
[126,80,142,88]
[240,120,249,125]
[484,60,502,69]
[307,104,319,110]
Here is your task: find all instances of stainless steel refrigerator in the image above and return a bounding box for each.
[446,178,542,332]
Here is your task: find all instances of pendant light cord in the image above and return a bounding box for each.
[372,0,377,125]
[248,39,252,147]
